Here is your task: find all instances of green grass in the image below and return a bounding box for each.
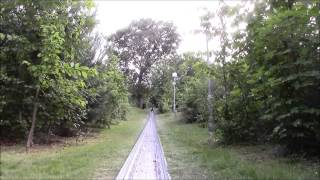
[0,107,147,180]
[157,113,320,180]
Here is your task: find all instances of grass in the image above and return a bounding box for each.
[157,112,320,180]
[0,107,147,180]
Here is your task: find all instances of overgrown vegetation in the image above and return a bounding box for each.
[158,113,320,179]
[151,0,320,155]
[107,19,180,108]
[1,0,319,178]
[0,0,128,149]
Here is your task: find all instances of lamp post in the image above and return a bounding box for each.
[172,72,177,114]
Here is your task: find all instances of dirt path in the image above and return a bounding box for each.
[115,112,170,180]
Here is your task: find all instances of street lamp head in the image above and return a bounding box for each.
[172,72,177,78]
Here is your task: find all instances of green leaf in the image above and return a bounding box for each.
[0,33,5,40]
[81,71,87,79]
[22,60,31,66]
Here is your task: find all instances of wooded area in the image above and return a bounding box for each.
[0,0,319,172]
[0,0,128,151]
[148,0,320,155]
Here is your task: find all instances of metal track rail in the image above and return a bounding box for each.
[116,112,170,180]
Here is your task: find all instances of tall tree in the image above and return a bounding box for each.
[198,0,234,143]
[107,19,180,108]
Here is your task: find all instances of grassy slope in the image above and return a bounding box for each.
[157,113,320,180]
[0,107,147,180]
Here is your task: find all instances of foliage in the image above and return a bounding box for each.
[107,19,180,108]
[149,53,210,126]
[176,54,209,125]
[157,112,320,180]
[245,2,320,152]
[87,56,129,128]
[198,0,319,154]
[0,0,129,146]
[151,0,320,155]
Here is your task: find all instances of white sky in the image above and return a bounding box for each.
[94,0,248,55]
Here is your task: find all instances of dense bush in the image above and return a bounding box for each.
[0,0,129,147]
[87,56,128,128]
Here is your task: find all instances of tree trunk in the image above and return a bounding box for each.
[19,111,22,123]
[136,71,145,108]
[207,79,214,145]
[46,120,52,144]
[219,12,230,121]
[139,97,144,108]
[26,87,40,152]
